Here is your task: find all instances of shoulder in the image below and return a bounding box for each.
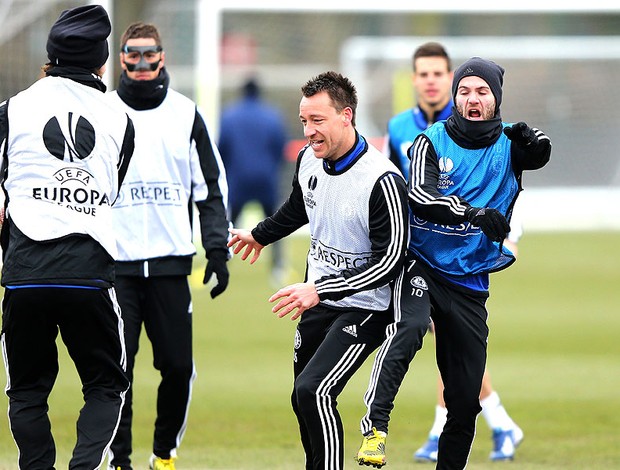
[388,108,413,128]
[99,91,130,117]
[421,120,448,140]
[425,120,447,133]
[9,77,53,103]
[164,88,197,112]
[364,144,404,179]
[103,89,122,106]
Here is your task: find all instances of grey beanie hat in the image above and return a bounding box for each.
[452,57,505,113]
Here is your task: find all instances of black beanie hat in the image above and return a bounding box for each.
[46,5,111,69]
[452,57,505,114]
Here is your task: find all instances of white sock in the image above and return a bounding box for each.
[429,405,448,438]
[480,391,516,431]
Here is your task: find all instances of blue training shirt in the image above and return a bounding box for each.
[409,121,519,283]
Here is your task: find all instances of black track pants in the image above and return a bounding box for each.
[1,287,129,470]
[431,268,488,470]
[291,304,392,470]
[360,255,431,435]
[359,254,489,470]
[109,276,194,468]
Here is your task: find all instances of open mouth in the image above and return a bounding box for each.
[310,140,324,150]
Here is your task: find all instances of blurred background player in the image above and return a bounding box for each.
[384,41,453,180]
[218,77,289,284]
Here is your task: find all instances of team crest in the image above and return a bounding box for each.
[410,276,428,290]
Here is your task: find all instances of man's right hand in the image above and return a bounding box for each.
[227,228,264,264]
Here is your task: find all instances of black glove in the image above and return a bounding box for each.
[466,207,510,242]
[503,121,538,148]
[203,250,229,299]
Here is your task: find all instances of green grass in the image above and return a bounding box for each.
[1,231,619,469]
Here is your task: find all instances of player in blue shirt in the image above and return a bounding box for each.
[384,42,453,180]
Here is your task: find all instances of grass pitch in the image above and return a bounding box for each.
[1,231,619,469]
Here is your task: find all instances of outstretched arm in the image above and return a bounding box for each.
[504,121,551,172]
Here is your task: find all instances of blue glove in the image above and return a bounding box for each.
[503,122,538,148]
[466,207,510,242]
[203,250,229,299]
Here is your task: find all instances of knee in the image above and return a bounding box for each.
[160,360,194,382]
[391,316,429,348]
[408,316,430,340]
[396,306,430,333]
[293,375,319,412]
[445,391,481,421]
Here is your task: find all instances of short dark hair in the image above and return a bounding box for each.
[243,77,260,98]
[120,22,162,49]
[301,71,358,126]
[412,42,451,72]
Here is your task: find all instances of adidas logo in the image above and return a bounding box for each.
[342,325,358,337]
[465,67,474,74]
